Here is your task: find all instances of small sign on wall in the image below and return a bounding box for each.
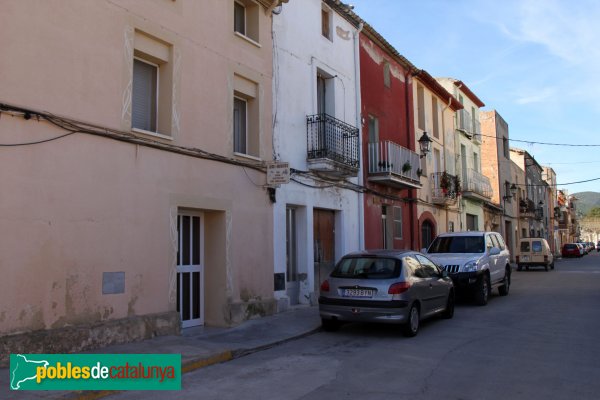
[267,161,290,186]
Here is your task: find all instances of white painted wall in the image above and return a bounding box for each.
[272,0,361,307]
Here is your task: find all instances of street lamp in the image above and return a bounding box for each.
[502,183,518,216]
[418,131,432,158]
[502,183,518,201]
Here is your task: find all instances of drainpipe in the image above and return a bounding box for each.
[407,70,417,250]
[354,22,364,250]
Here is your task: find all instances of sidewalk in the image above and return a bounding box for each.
[1,305,321,399]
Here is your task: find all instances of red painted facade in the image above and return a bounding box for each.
[359,33,419,250]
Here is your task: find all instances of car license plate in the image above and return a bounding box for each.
[522,255,530,261]
[344,288,373,298]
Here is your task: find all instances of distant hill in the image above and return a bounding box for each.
[572,192,600,216]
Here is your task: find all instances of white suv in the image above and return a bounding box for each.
[423,231,511,305]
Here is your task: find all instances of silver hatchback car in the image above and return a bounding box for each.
[318,250,455,337]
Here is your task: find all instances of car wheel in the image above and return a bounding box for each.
[551,262,555,270]
[474,275,490,306]
[321,318,340,332]
[442,291,455,319]
[403,304,420,337]
[498,269,510,296]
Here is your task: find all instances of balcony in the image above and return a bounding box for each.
[306,113,359,178]
[519,199,536,219]
[431,172,459,206]
[367,141,421,189]
[461,169,493,201]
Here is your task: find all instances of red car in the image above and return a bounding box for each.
[562,243,582,258]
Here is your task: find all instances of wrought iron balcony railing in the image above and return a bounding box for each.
[431,172,460,205]
[306,113,359,174]
[462,168,493,199]
[367,140,421,188]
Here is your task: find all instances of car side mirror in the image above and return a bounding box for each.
[421,248,427,253]
[489,247,501,256]
[441,270,449,278]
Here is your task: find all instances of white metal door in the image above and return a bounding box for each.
[177,212,204,328]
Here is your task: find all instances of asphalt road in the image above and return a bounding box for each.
[114,252,600,400]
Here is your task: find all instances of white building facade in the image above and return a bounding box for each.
[271,0,363,309]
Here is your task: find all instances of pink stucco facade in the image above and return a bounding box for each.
[0,0,276,357]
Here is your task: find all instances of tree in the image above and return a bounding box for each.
[587,207,600,218]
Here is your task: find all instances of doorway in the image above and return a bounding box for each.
[286,207,299,305]
[313,209,335,292]
[177,212,204,328]
[421,219,434,250]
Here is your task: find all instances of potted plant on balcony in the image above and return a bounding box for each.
[416,168,424,178]
[454,176,461,196]
[402,161,412,174]
[440,171,450,195]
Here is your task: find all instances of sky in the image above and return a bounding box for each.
[349,0,600,194]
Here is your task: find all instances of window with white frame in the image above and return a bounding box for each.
[132,30,173,136]
[233,74,259,157]
[368,115,379,143]
[393,206,403,239]
[234,0,259,43]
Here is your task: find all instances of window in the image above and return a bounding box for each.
[368,115,379,143]
[132,30,173,136]
[503,137,509,158]
[417,84,425,131]
[383,62,391,88]
[434,148,441,174]
[234,2,245,35]
[233,74,259,157]
[505,181,513,202]
[132,59,158,132]
[415,254,440,278]
[485,234,494,250]
[393,206,403,239]
[321,6,332,40]
[233,97,247,154]
[473,152,479,172]
[234,0,259,43]
[466,213,478,231]
[432,97,439,138]
[448,221,455,232]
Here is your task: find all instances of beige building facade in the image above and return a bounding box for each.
[413,71,463,248]
[0,0,279,362]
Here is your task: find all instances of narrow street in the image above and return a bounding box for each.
[112,252,600,400]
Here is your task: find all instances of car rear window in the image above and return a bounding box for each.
[331,257,400,279]
[532,241,542,252]
[520,241,530,252]
[428,236,485,253]
[565,244,576,249]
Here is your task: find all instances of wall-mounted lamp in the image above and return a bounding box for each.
[502,183,518,201]
[418,131,432,159]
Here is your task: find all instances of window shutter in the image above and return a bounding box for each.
[233,97,247,153]
[132,59,157,132]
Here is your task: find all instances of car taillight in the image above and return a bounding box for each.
[320,280,330,292]
[388,281,411,294]
[516,256,520,263]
